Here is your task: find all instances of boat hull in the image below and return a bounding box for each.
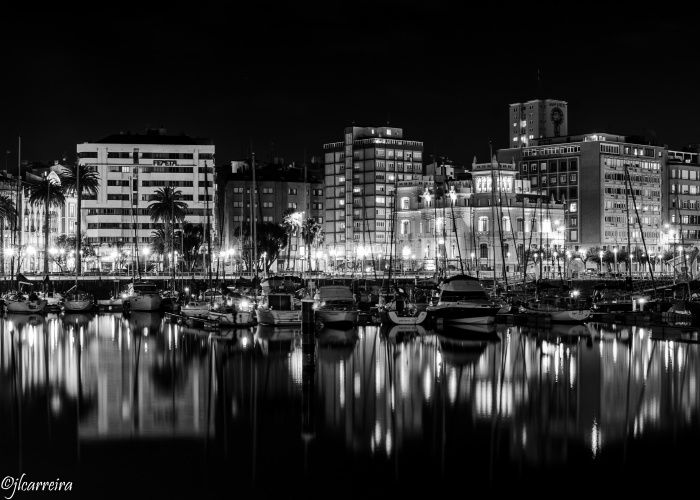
[316,309,359,326]
[63,299,94,313]
[97,299,123,311]
[256,308,302,326]
[380,310,428,326]
[427,304,500,324]
[208,310,255,327]
[522,306,591,322]
[128,293,162,311]
[6,300,48,314]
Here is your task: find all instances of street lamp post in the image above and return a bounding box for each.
[613,247,618,276]
[599,250,604,276]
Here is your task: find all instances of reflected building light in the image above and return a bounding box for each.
[400,365,409,399]
[423,368,433,402]
[354,372,361,398]
[289,348,303,386]
[448,368,458,404]
[374,421,382,445]
[599,338,604,357]
[570,357,576,389]
[375,360,383,394]
[522,427,527,447]
[612,338,618,364]
[385,431,392,456]
[677,346,684,371]
[339,361,346,409]
[144,341,149,353]
[591,419,601,458]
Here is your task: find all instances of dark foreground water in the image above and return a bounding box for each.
[1,313,699,498]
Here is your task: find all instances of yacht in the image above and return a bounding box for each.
[125,281,163,312]
[315,285,359,326]
[256,293,302,326]
[426,275,501,325]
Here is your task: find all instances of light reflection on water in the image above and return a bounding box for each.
[1,313,699,495]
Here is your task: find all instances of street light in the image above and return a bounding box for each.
[599,250,604,275]
[613,247,618,276]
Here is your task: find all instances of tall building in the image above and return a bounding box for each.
[499,133,665,256]
[77,129,215,270]
[219,161,324,273]
[323,126,423,270]
[509,99,568,147]
[666,147,700,274]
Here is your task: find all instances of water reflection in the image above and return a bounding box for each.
[1,314,699,495]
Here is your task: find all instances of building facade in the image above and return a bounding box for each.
[1,161,77,274]
[76,129,215,271]
[509,99,568,147]
[394,159,566,279]
[499,133,666,257]
[323,126,423,270]
[219,162,324,273]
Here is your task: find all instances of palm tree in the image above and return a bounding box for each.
[148,187,188,285]
[0,194,17,277]
[301,217,322,273]
[150,228,167,271]
[281,209,301,271]
[27,172,66,274]
[61,163,100,274]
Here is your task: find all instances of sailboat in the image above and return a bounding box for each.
[3,273,48,314]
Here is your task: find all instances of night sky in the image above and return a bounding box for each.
[2,3,698,169]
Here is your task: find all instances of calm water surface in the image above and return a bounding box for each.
[1,313,699,498]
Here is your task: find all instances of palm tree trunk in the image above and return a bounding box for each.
[76,191,82,274]
[171,199,175,291]
[44,202,50,274]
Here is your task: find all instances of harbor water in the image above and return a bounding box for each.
[1,313,699,497]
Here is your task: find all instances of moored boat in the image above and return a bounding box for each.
[4,292,48,314]
[63,289,95,313]
[522,296,592,322]
[427,275,500,325]
[256,293,302,326]
[315,285,359,326]
[125,281,163,312]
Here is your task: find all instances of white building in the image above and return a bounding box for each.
[76,129,215,270]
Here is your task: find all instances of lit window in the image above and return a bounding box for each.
[569,202,577,213]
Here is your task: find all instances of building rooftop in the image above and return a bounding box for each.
[85,128,213,146]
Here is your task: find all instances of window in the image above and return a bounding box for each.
[502,216,511,232]
[401,220,410,235]
[68,203,75,217]
[480,244,488,259]
[376,196,386,205]
[401,197,410,210]
[569,202,577,213]
[263,216,273,222]
[262,187,273,194]
[288,202,297,209]
[263,201,273,208]
[288,188,298,195]
[478,216,489,232]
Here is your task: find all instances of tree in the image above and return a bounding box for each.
[0,194,17,276]
[61,163,100,274]
[27,172,66,274]
[281,209,302,271]
[179,223,204,273]
[49,234,71,273]
[241,222,288,274]
[148,187,188,284]
[150,228,167,271]
[301,217,323,272]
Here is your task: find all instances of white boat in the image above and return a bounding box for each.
[256,293,302,325]
[125,281,162,311]
[427,275,501,325]
[180,300,211,318]
[207,309,255,327]
[63,290,95,313]
[4,293,48,314]
[315,286,359,326]
[521,296,592,322]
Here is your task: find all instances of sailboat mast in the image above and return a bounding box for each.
[75,163,80,288]
[489,151,497,292]
[204,160,213,295]
[624,165,656,292]
[625,173,632,281]
[251,153,258,288]
[447,180,464,274]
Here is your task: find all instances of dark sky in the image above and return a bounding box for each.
[2,2,698,169]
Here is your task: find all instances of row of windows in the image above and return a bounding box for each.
[522,145,581,157]
[86,208,209,216]
[604,230,658,239]
[107,165,214,173]
[604,172,661,184]
[529,174,578,186]
[670,185,700,195]
[521,158,579,173]
[671,169,700,180]
[603,157,660,171]
[670,214,700,225]
[87,223,163,230]
[604,187,661,198]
